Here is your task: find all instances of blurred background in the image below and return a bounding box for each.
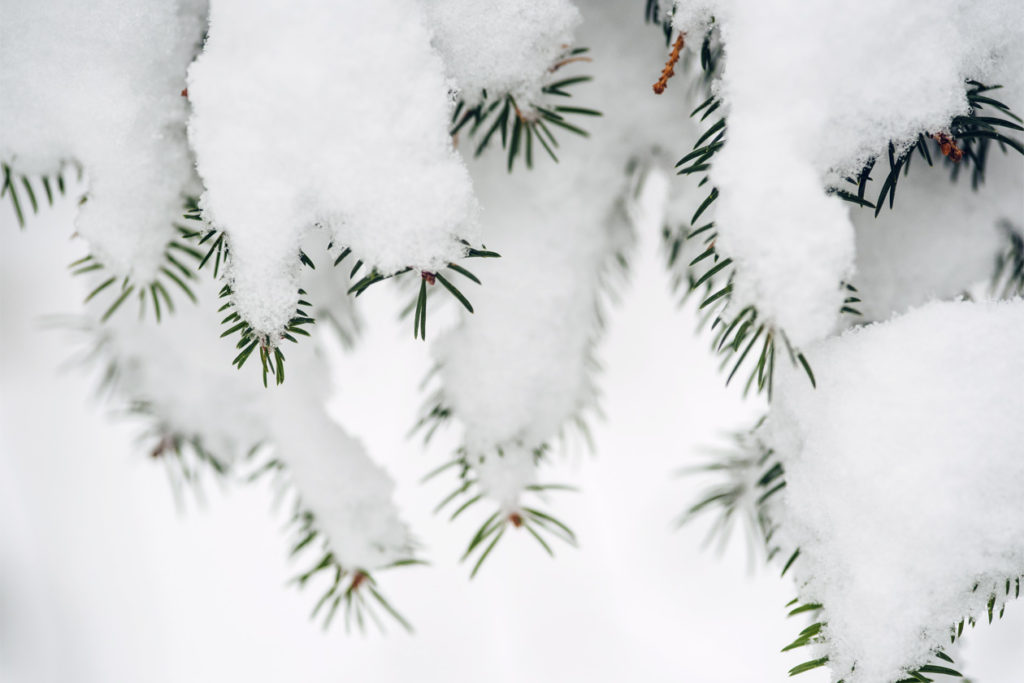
[2,193,1021,683]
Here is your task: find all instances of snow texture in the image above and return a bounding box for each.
[672,0,1024,346]
[97,289,269,463]
[187,0,478,336]
[269,355,414,571]
[0,0,206,281]
[90,273,411,572]
[433,1,693,503]
[426,0,581,107]
[767,299,1024,683]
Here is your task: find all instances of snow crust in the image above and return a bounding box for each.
[673,0,1024,346]
[187,0,478,335]
[0,0,206,281]
[426,0,581,106]
[767,299,1024,682]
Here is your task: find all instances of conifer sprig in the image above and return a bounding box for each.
[339,240,500,341]
[991,221,1024,299]
[248,458,421,634]
[287,509,421,634]
[643,0,675,45]
[70,225,204,323]
[450,47,601,171]
[836,81,1024,215]
[424,447,578,578]
[217,285,314,387]
[2,162,74,228]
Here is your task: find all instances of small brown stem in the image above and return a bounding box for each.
[421,271,436,285]
[932,132,963,162]
[508,512,523,528]
[550,55,592,72]
[151,434,175,459]
[653,33,686,95]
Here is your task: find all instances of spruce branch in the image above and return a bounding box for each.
[836,81,1024,215]
[339,240,500,341]
[60,318,244,504]
[2,161,76,228]
[450,47,601,171]
[652,33,686,94]
[991,220,1024,299]
[71,220,204,324]
[251,458,421,634]
[216,284,314,387]
[677,420,784,560]
[643,0,676,45]
[425,445,577,579]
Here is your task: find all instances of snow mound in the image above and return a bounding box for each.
[768,299,1024,682]
[188,0,478,335]
[673,0,1024,346]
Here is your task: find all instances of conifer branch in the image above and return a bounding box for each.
[450,47,601,171]
[652,33,686,94]
[2,161,77,228]
[425,445,577,578]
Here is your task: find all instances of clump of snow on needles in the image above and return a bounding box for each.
[766,299,1024,683]
[269,357,414,571]
[433,0,693,505]
[92,278,413,572]
[672,0,1023,346]
[0,0,206,281]
[188,0,478,336]
[426,0,581,107]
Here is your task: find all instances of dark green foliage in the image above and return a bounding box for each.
[70,225,204,323]
[835,81,1024,216]
[992,221,1024,299]
[424,446,577,578]
[675,215,820,398]
[782,599,976,682]
[286,507,421,633]
[69,198,205,323]
[2,162,74,228]
[217,284,314,387]
[948,577,1022,644]
[677,421,785,558]
[450,47,601,171]
[643,0,675,44]
[340,240,499,340]
[245,457,421,633]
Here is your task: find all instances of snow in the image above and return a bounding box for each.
[83,269,411,573]
[672,0,1024,346]
[766,299,1024,682]
[432,0,694,506]
[187,0,479,336]
[93,285,269,464]
[0,0,206,282]
[426,0,581,107]
[269,354,414,571]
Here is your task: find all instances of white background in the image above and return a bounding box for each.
[2,196,1021,683]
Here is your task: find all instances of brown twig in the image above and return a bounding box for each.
[550,55,592,72]
[653,33,686,94]
[932,132,963,162]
